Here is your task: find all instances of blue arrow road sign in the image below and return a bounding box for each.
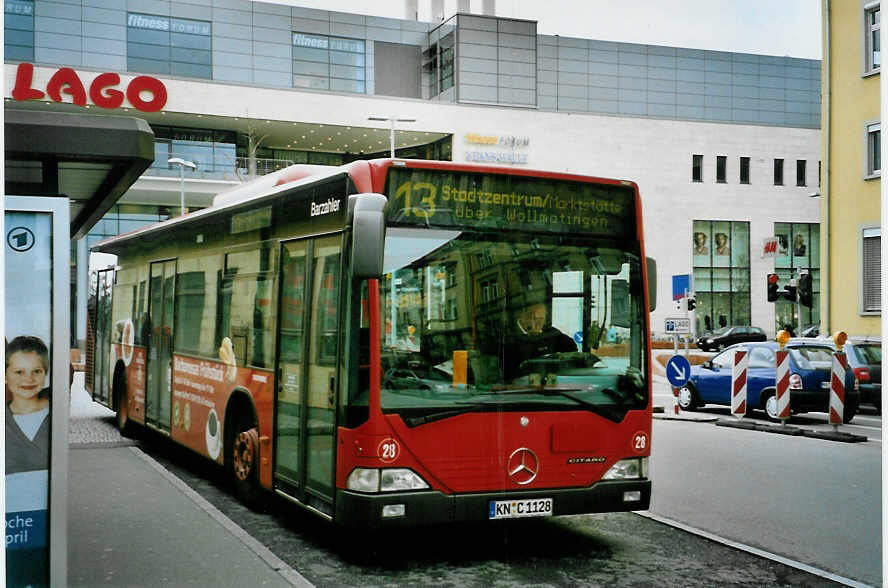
[665,355,691,388]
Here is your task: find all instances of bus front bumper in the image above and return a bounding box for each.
[334,479,651,528]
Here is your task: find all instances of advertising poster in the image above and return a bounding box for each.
[5,210,53,587]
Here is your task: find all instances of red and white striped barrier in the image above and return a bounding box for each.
[672,386,680,415]
[775,350,791,421]
[731,349,748,418]
[829,351,847,426]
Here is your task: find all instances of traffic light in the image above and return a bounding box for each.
[687,297,696,311]
[767,273,779,302]
[783,284,796,302]
[798,272,812,307]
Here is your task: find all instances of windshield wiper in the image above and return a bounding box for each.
[484,387,633,421]
[485,387,603,408]
[402,404,487,427]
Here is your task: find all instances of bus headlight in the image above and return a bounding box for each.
[346,468,380,492]
[602,457,648,480]
[346,468,430,493]
[381,469,429,491]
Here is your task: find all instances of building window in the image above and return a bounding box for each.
[862,227,881,313]
[127,13,212,79]
[692,154,703,182]
[150,127,236,173]
[866,4,881,72]
[292,33,366,93]
[774,158,784,185]
[867,122,881,176]
[5,0,34,62]
[692,220,751,334]
[796,160,806,186]
[480,278,499,303]
[425,29,455,96]
[774,222,821,330]
[716,156,727,183]
[739,157,750,184]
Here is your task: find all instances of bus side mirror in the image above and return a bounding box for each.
[646,257,657,312]
[349,193,387,278]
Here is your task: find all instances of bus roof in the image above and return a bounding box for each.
[91,158,639,253]
[91,162,354,253]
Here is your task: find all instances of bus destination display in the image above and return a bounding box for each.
[385,168,635,236]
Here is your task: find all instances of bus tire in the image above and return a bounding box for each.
[113,364,136,438]
[228,411,263,508]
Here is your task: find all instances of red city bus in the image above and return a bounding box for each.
[88,158,657,527]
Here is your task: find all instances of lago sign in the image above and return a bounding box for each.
[10,63,168,113]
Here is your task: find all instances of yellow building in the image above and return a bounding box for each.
[821,1,881,337]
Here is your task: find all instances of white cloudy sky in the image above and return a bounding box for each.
[266,0,821,59]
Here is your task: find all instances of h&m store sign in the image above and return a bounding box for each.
[9,63,167,113]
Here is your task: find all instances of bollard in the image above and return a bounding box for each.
[775,350,791,421]
[775,330,791,424]
[829,331,848,431]
[731,349,748,418]
[672,386,680,415]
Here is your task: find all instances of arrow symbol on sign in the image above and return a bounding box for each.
[670,363,686,380]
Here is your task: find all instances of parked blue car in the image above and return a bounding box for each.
[677,341,860,423]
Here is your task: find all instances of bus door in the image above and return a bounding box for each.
[145,259,176,433]
[93,268,115,404]
[273,236,341,514]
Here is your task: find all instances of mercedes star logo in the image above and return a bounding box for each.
[507,447,540,485]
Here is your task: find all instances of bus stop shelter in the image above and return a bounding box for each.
[4,106,154,586]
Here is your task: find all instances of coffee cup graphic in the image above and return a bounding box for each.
[206,407,222,460]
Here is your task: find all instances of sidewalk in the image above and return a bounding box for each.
[68,374,310,587]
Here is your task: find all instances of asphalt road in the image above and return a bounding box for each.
[69,376,868,587]
[649,417,881,587]
[137,434,847,587]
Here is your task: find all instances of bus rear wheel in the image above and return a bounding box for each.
[229,418,262,507]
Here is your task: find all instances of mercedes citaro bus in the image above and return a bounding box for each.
[88,158,656,528]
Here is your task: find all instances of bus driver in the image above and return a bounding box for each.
[500,302,577,381]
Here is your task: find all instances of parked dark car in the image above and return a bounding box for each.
[678,341,859,422]
[843,339,881,413]
[695,325,767,352]
[791,336,880,412]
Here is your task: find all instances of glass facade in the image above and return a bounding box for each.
[692,220,751,333]
[127,13,212,79]
[152,126,237,173]
[5,0,34,62]
[292,33,366,93]
[774,222,820,331]
[83,205,173,251]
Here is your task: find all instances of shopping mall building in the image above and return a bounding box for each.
[4,0,823,347]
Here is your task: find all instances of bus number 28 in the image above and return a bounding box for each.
[632,432,648,453]
[378,438,400,462]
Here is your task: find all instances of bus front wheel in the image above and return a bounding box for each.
[229,417,262,508]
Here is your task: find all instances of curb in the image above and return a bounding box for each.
[715,418,868,442]
[654,413,719,422]
[801,429,868,443]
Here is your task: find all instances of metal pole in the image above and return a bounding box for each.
[796,268,802,336]
[389,118,396,158]
[684,288,689,357]
[179,164,186,216]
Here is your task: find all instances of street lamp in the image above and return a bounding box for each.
[168,157,197,216]
[368,116,416,157]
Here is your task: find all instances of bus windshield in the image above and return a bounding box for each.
[378,227,647,424]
